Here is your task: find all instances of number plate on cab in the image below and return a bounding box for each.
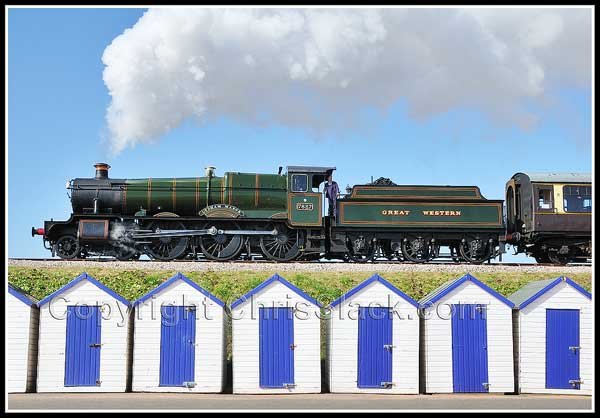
[296,202,314,211]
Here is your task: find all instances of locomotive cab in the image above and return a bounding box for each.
[286,166,336,227]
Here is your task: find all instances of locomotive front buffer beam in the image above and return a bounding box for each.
[130,226,279,240]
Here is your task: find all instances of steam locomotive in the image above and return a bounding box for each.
[31,163,591,264]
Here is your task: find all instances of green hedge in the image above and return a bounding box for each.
[8,267,592,305]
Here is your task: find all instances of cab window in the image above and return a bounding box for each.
[535,185,554,211]
[291,174,308,192]
[563,185,592,212]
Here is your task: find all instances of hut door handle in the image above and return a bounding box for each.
[290,344,297,350]
[383,344,395,351]
[569,346,580,352]
[90,343,102,348]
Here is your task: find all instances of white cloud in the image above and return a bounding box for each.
[102,7,591,154]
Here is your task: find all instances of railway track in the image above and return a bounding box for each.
[7,258,592,267]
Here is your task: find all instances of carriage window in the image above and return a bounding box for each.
[563,185,592,212]
[535,186,554,211]
[291,174,308,192]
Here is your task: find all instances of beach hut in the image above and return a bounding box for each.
[420,273,515,393]
[36,273,132,392]
[7,284,39,393]
[509,276,592,395]
[131,273,226,392]
[230,273,322,394]
[327,274,420,394]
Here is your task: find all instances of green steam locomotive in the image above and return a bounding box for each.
[31,163,591,264]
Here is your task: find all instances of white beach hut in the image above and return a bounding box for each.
[420,273,515,394]
[327,274,420,394]
[131,272,227,393]
[509,276,592,395]
[230,273,322,394]
[36,272,132,392]
[7,284,39,393]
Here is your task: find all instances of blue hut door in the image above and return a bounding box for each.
[64,305,102,386]
[451,304,489,393]
[159,306,196,387]
[357,307,393,388]
[546,309,581,390]
[259,307,295,388]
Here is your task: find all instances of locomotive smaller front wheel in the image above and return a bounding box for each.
[54,235,80,259]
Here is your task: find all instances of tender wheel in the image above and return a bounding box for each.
[260,224,300,262]
[401,236,436,263]
[346,236,376,263]
[199,223,243,261]
[55,235,80,259]
[459,237,492,264]
[144,220,189,261]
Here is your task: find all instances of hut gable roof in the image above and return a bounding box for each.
[329,273,419,308]
[8,283,38,307]
[37,272,130,307]
[508,276,591,309]
[230,273,322,309]
[419,273,514,309]
[132,272,225,308]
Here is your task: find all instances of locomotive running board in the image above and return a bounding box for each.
[130,226,279,239]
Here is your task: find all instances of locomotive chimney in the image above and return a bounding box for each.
[94,163,111,179]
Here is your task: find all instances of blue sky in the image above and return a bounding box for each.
[8,8,592,260]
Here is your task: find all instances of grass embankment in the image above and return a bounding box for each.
[7,266,592,305]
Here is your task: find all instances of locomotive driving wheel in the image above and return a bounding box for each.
[199,222,243,261]
[144,220,189,261]
[459,237,492,264]
[260,224,300,262]
[55,235,80,259]
[401,236,437,263]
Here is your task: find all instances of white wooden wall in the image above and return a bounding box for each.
[515,281,592,395]
[231,280,321,394]
[421,281,514,393]
[7,293,39,393]
[132,280,225,393]
[327,281,419,394]
[36,280,131,392]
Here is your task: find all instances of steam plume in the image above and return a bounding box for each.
[102,8,591,154]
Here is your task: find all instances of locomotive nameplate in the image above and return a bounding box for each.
[296,202,314,211]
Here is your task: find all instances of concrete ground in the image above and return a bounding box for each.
[8,393,592,411]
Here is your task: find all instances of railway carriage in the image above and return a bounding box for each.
[505,173,592,264]
[32,164,590,264]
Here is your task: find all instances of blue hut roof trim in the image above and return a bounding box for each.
[508,276,591,310]
[329,274,419,308]
[419,273,514,309]
[230,273,322,309]
[132,272,225,308]
[37,272,131,307]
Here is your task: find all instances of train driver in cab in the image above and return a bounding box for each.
[324,171,340,218]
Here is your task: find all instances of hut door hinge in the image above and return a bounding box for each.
[283,383,296,389]
[184,381,197,388]
[89,343,103,348]
[290,344,297,350]
[95,380,102,386]
[383,344,395,351]
[475,305,487,311]
[482,382,490,389]
[380,382,395,388]
[569,346,581,352]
